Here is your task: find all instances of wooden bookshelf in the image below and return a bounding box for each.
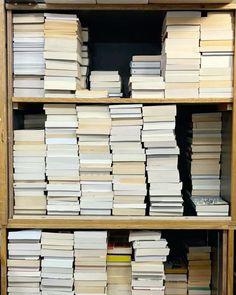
[12,96,233,104]
[1,3,236,295]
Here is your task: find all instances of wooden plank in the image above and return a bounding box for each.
[11,97,233,104]
[1,227,7,295]
[0,0,8,226]
[7,10,13,220]
[5,3,236,11]
[230,11,236,221]
[221,230,228,295]
[227,228,234,295]
[7,216,231,229]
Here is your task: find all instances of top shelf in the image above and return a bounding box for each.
[5,3,236,11]
[12,97,233,104]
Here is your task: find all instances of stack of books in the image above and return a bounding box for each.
[44,13,82,98]
[109,104,147,216]
[142,105,183,216]
[13,13,45,97]
[162,11,201,98]
[44,104,80,215]
[7,230,42,295]
[129,231,169,295]
[187,244,212,295]
[107,233,132,295]
[165,260,188,295]
[190,112,229,216]
[41,232,74,294]
[199,12,234,98]
[90,71,122,97]
[81,27,90,89]
[74,231,108,295]
[77,106,113,215]
[13,130,47,215]
[129,55,164,99]
[24,114,46,129]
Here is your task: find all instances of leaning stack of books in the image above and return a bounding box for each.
[200,12,234,98]
[109,104,147,216]
[107,233,132,295]
[129,55,165,99]
[44,13,82,98]
[44,104,80,215]
[13,130,47,215]
[165,259,188,295]
[13,13,45,97]
[186,244,212,295]
[142,105,183,216]
[77,105,113,215]
[74,231,108,295]
[7,230,42,295]
[81,27,90,89]
[129,231,169,295]
[162,11,201,98]
[90,71,122,97]
[41,232,74,294]
[190,112,229,216]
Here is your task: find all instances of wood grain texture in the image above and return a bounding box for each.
[12,97,233,104]
[8,216,231,229]
[227,229,234,295]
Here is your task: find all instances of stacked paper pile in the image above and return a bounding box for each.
[77,106,113,215]
[74,231,108,295]
[129,231,169,295]
[81,27,90,89]
[200,12,234,98]
[41,232,74,294]
[165,260,188,295]
[190,112,228,216]
[142,105,183,216]
[129,55,165,99]
[44,13,82,98]
[24,114,46,129]
[187,244,212,295]
[109,104,146,216]
[107,233,132,295]
[44,104,80,215]
[7,230,42,295]
[13,130,47,215]
[13,13,44,97]
[162,11,201,98]
[90,71,122,97]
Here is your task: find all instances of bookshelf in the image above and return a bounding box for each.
[0,1,236,295]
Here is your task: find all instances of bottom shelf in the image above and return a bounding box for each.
[8,216,231,229]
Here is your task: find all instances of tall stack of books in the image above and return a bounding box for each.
[189,112,229,216]
[44,13,82,98]
[74,231,108,295]
[162,11,201,98]
[41,232,74,294]
[81,27,90,89]
[107,233,132,295]
[7,230,42,295]
[186,244,212,295]
[13,13,45,97]
[129,55,165,99]
[77,106,113,215]
[129,231,169,295]
[165,260,188,295]
[142,105,183,216]
[199,12,234,98]
[90,71,122,97]
[109,104,146,216]
[44,104,80,215]
[13,130,47,215]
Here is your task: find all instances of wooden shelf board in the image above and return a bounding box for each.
[5,3,236,11]
[8,216,231,229]
[12,96,233,104]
